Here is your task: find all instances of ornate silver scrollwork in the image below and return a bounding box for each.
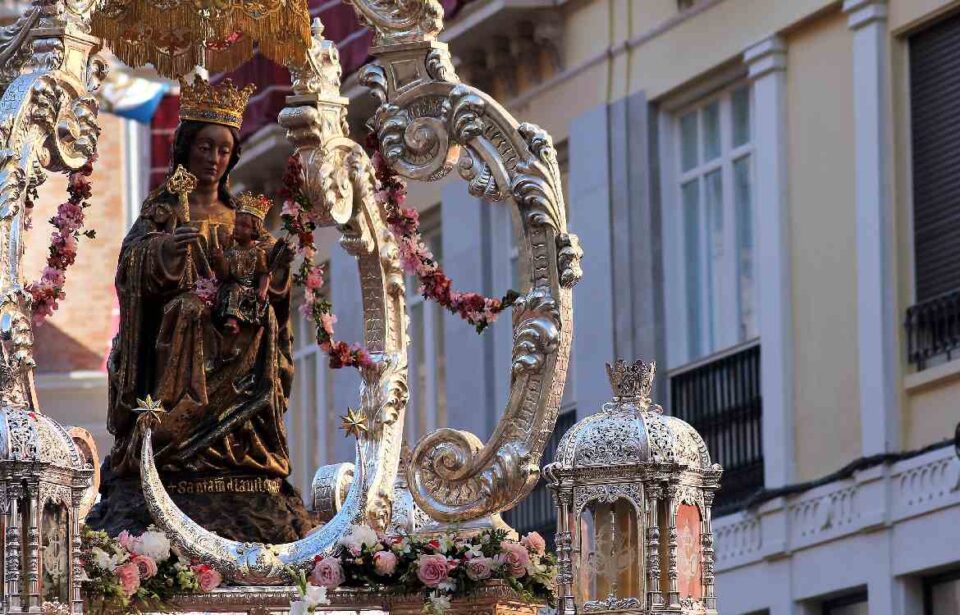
[0,0,101,411]
[355,6,580,524]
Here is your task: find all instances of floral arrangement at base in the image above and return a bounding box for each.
[80,526,222,614]
[292,525,556,615]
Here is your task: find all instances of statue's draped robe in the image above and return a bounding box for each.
[87,192,314,542]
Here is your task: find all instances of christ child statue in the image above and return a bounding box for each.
[212,193,273,335]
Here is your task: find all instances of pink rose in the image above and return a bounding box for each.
[496,541,529,578]
[131,554,158,579]
[310,557,344,589]
[465,556,494,581]
[114,562,140,597]
[416,553,450,588]
[373,550,398,576]
[521,532,547,556]
[191,564,222,592]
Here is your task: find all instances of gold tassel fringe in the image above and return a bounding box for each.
[91,0,311,78]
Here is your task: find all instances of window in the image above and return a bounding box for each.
[905,13,960,369]
[667,84,756,367]
[822,592,868,615]
[405,207,446,442]
[925,569,960,615]
[287,267,337,497]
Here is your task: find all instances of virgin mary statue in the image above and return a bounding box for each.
[86,76,315,543]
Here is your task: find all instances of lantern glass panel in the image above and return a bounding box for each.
[675,503,703,602]
[576,498,642,607]
[41,502,69,603]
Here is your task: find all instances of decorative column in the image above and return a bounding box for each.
[27,484,41,609]
[665,484,679,607]
[645,489,662,609]
[71,492,84,614]
[700,493,717,611]
[553,486,575,615]
[843,0,899,456]
[6,484,22,612]
[743,35,794,488]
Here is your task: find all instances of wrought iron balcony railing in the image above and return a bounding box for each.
[905,289,960,370]
[503,408,576,547]
[669,340,763,515]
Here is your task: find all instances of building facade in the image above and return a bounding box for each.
[10,0,960,612]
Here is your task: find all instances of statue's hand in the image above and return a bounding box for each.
[163,226,202,257]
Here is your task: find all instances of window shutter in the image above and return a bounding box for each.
[910,13,960,302]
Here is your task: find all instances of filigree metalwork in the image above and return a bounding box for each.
[344,0,444,47]
[359,11,580,524]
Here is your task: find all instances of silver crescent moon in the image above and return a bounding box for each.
[139,351,407,585]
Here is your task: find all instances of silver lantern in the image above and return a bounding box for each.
[545,360,722,615]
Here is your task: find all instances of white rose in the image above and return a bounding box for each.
[132,531,171,562]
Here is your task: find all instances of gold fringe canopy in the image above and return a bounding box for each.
[91,0,311,78]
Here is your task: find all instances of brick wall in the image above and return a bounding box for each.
[24,112,128,374]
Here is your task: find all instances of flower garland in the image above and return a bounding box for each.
[292,525,556,615]
[25,155,97,326]
[81,526,222,613]
[279,155,374,369]
[280,143,520,369]
[371,147,519,334]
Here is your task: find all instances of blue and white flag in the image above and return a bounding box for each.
[98,73,170,124]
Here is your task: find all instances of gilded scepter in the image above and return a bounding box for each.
[166,165,212,279]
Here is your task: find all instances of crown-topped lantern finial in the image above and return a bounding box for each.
[605,359,656,402]
[178,75,256,130]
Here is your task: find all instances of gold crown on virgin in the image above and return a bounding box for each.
[178,75,256,130]
[235,192,272,221]
[606,359,656,401]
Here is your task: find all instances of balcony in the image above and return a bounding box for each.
[905,289,960,370]
[669,340,763,515]
[502,408,576,546]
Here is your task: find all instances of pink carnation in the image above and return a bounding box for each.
[496,541,529,578]
[310,557,344,589]
[373,550,398,576]
[416,553,450,588]
[114,562,141,597]
[131,554,158,580]
[521,531,547,556]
